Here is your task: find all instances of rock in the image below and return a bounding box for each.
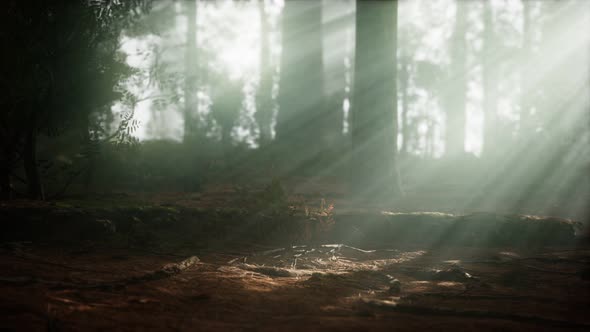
[388,279,401,295]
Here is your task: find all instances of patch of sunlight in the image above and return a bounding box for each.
[498,251,521,258]
[408,280,432,292]
[372,251,427,266]
[436,281,463,288]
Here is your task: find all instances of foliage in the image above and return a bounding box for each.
[0,0,151,199]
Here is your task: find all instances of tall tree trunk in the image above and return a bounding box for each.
[23,115,43,200]
[276,0,325,170]
[183,0,198,143]
[0,161,11,200]
[255,0,273,147]
[322,0,351,147]
[445,0,467,157]
[0,132,14,200]
[351,0,402,199]
[81,112,96,194]
[482,0,498,158]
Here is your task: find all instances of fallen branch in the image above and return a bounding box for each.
[0,256,201,290]
[102,256,201,288]
[235,263,295,278]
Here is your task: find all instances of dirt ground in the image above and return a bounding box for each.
[1,241,589,331]
[0,187,589,331]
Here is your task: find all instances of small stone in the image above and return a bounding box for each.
[388,278,401,295]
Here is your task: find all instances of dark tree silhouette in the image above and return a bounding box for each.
[322,0,352,148]
[351,0,402,199]
[276,0,325,170]
[0,0,149,200]
[210,74,243,145]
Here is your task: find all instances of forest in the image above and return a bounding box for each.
[1,0,589,331]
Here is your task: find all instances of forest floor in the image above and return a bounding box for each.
[1,184,589,331]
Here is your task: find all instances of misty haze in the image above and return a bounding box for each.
[1,0,589,331]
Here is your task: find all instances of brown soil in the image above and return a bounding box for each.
[0,188,588,331]
[1,242,589,331]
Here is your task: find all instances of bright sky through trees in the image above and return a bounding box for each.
[118,0,589,157]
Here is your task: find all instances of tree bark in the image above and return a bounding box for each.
[23,115,43,200]
[276,0,325,170]
[351,0,402,199]
[0,162,11,200]
[322,0,351,147]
